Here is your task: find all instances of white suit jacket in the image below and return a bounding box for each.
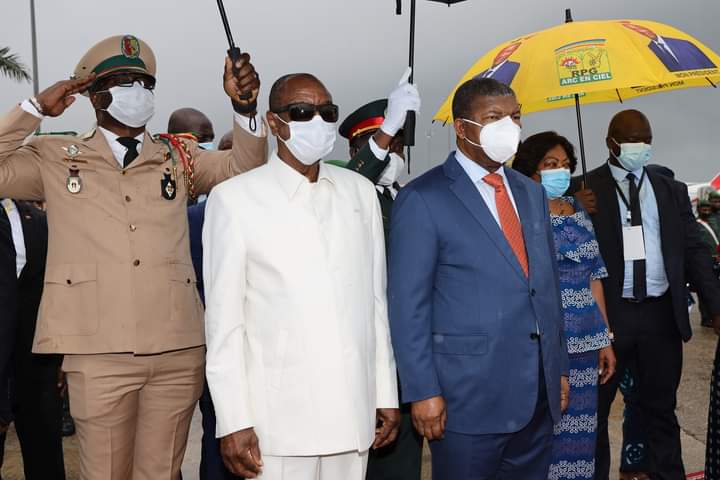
[203,152,398,456]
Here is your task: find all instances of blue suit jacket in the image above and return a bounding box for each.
[388,153,568,435]
[649,37,716,72]
[477,61,520,86]
[188,201,206,304]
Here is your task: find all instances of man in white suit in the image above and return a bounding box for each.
[203,73,400,480]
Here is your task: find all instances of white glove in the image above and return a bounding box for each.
[380,67,421,137]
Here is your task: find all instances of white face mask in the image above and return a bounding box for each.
[275,114,337,166]
[103,81,155,128]
[460,115,521,164]
[377,153,405,186]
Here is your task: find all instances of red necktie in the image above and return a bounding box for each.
[483,173,528,277]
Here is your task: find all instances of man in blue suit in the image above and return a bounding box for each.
[474,42,521,86]
[388,78,569,480]
[621,22,716,72]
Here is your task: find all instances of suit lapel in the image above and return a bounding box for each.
[592,164,623,247]
[445,156,527,283]
[646,169,674,264]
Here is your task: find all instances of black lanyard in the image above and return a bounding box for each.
[614,170,646,224]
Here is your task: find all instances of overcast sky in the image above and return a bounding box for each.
[2,0,718,183]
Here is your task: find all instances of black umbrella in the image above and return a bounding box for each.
[396,0,468,171]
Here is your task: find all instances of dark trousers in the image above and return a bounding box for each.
[0,353,65,480]
[429,359,553,480]
[366,403,423,480]
[200,379,242,480]
[595,294,685,480]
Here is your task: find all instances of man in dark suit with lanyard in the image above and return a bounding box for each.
[570,109,720,480]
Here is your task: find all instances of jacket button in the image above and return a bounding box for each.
[530,288,536,297]
[186,278,191,284]
[133,259,140,266]
[129,224,137,232]
[66,279,72,285]
[125,195,132,202]
[121,170,127,176]
[530,332,540,340]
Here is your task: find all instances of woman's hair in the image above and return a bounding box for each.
[513,131,578,177]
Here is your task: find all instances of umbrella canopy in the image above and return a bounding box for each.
[433,19,720,122]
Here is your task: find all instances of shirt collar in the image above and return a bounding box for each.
[269,150,335,199]
[97,126,144,145]
[608,160,644,182]
[455,148,507,185]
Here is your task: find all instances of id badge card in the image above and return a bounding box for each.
[622,225,646,261]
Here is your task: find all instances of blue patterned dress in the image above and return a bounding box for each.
[548,197,611,480]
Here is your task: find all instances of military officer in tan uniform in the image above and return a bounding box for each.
[0,34,268,479]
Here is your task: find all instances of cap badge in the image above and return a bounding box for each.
[120,35,140,59]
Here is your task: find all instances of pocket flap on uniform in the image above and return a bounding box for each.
[169,263,197,284]
[432,334,488,355]
[44,263,97,286]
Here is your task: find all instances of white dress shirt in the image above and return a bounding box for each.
[203,151,397,456]
[98,127,144,167]
[608,162,669,298]
[455,148,519,226]
[2,199,25,277]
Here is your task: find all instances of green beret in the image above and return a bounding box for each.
[699,200,712,208]
[710,190,720,199]
[339,99,387,141]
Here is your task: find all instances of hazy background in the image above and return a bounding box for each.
[2,0,718,183]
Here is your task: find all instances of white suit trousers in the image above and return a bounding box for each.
[259,450,369,480]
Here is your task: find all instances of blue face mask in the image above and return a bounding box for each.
[198,142,215,150]
[540,168,571,199]
[612,139,652,172]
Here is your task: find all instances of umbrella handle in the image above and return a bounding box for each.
[228,46,252,101]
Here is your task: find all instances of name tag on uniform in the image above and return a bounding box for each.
[622,225,646,261]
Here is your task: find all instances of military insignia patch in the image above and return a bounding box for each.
[161,172,177,200]
[555,39,612,86]
[120,35,141,59]
[62,144,82,157]
[67,168,82,194]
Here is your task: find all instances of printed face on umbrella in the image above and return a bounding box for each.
[493,43,521,67]
[621,22,659,41]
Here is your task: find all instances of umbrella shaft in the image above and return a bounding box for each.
[574,94,588,184]
[216,0,236,49]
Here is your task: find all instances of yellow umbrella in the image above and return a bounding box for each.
[433,13,719,179]
[434,17,719,120]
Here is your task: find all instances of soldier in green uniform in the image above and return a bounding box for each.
[342,72,423,480]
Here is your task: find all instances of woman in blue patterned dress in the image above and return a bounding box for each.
[514,131,616,480]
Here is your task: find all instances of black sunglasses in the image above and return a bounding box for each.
[93,73,156,92]
[273,102,339,123]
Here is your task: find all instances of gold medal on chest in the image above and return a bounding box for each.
[66,168,82,194]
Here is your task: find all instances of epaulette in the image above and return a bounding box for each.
[155,133,197,200]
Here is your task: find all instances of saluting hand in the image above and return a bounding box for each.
[223,53,260,113]
[373,408,401,449]
[34,75,96,117]
[411,395,447,441]
[220,427,263,478]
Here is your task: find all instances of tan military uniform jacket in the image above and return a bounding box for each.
[0,105,267,354]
